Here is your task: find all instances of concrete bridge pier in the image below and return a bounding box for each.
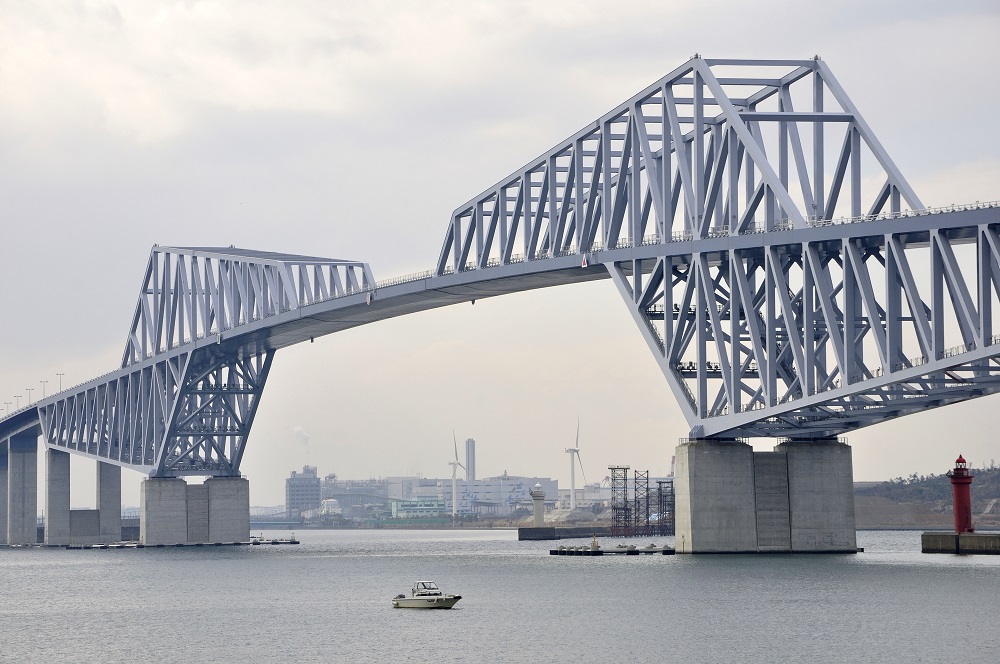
[44,451,123,545]
[45,449,71,545]
[6,432,38,545]
[97,462,121,543]
[0,440,7,544]
[140,476,250,545]
[674,438,857,553]
[777,439,857,552]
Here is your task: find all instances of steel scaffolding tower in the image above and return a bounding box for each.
[609,465,631,537]
[656,480,675,536]
[633,470,651,536]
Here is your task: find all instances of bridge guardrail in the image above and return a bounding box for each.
[806,200,999,229]
[426,202,1000,282]
[374,270,435,289]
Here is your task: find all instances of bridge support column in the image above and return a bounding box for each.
[207,477,250,543]
[44,449,71,545]
[97,462,121,543]
[754,451,792,551]
[140,478,189,545]
[675,438,857,553]
[778,439,857,552]
[187,483,209,542]
[140,476,250,544]
[69,510,100,545]
[0,441,7,545]
[675,439,758,553]
[7,432,38,545]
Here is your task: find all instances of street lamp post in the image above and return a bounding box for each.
[56,373,65,392]
[40,379,48,399]
[14,395,21,409]
[3,402,10,415]
[25,388,34,405]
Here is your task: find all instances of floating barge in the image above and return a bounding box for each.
[550,543,674,556]
[519,526,610,541]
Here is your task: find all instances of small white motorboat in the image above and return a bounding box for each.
[391,581,462,609]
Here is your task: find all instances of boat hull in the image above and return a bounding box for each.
[391,595,461,609]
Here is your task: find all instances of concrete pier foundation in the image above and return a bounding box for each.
[186,484,210,543]
[7,432,38,545]
[41,452,123,546]
[70,510,101,544]
[780,440,857,552]
[140,478,189,545]
[140,476,250,545]
[674,438,857,553]
[45,449,71,545]
[97,462,121,543]
[754,451,792,551]
[675,439,757,553]
[207,477,250,543]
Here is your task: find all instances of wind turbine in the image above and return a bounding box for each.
[449,431,467,518]
[565,419,587,510]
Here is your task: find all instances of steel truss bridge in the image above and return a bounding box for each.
[3,56,999,478]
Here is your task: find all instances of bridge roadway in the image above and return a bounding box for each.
[0,206,985,393]
[169,204,999,355]
[5,201,994,444]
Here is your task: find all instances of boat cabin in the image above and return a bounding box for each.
[412,581,442,596]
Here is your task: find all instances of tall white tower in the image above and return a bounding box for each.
[465,438,476,482]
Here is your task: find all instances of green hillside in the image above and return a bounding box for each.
[856,466,1000,508]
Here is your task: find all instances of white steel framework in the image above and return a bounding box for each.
[27,248,372,476]
[434,56,1000,438]
[123,246,372,366]
[436,57,920,273]
[2,57,999,476]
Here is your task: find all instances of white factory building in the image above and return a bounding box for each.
[556,483,613,509]
[388,474,558,516]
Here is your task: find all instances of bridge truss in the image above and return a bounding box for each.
[3,56,999,477]
[436,56,1000,438]
[32,248,372,476]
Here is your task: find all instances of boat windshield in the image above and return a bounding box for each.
[414,582,441,594]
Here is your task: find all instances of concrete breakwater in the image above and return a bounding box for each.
[518,526,610,541]
[5,537,300,550]
[921,531,1000,554]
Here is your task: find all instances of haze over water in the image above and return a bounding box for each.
[1,530,997,663]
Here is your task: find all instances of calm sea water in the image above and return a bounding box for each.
[1,529,998,663]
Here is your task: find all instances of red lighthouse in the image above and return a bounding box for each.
[947,455,975,533]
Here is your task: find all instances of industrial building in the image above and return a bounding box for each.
[387,473,558,516]
[285,465,321,518]
[391,498,447,519]
[557,482,612,509]
[282,436,559,522]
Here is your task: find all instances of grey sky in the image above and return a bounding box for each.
[2,1,999,507]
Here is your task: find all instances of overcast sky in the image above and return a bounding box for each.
[2,1,999,508]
